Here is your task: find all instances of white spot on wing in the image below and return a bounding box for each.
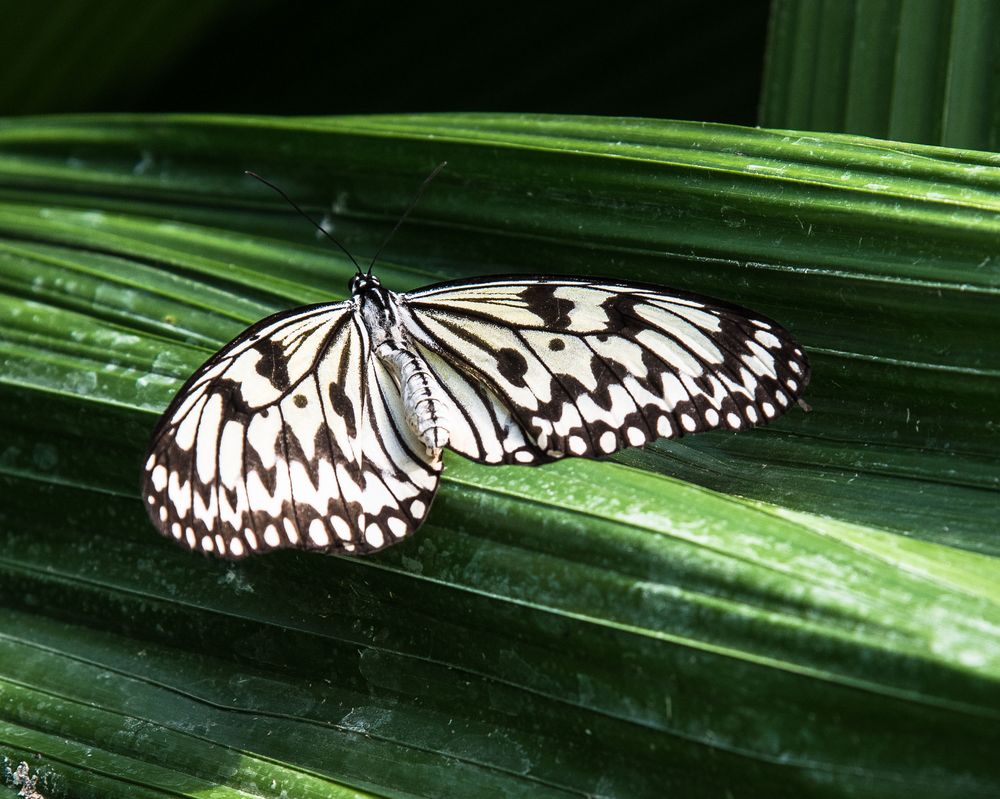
[365,523,384,548]
[754,329,781,349]
[309,518,329,546]
[151,465,167,490]
[174,394,207,451]
[332,516,352,540]
[264,524,280,547]
[195,392,224,483]
[218,420,245,489]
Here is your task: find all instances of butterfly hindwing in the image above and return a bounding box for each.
[405,341,553,466]
[402,276,810,461]
[142,302,440,559]
[361,354,442,546]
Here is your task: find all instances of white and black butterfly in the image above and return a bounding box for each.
[143,269,810,559]
[143,166,809,558]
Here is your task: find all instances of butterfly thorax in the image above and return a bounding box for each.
[357,282,451,455]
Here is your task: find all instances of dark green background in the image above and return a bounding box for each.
[2,1,771,121]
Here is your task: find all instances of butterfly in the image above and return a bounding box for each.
[142,169,810,559]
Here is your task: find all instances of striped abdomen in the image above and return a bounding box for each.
[375,342,450,453]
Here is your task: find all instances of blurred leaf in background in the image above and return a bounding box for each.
[0,0,238,116]
[0,1,771,122]
[761,0,1000,149]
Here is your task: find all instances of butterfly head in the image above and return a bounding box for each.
[349,272,382,296]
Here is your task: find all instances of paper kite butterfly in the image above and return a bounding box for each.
[142,169,810,559]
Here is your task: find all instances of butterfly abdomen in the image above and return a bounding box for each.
[376,341,451,454]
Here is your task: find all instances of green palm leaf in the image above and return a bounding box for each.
[1,113,998,797]
[761,0,1000,149]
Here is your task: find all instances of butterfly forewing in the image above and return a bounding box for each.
[402,276,810,460]
[143,302,440,559]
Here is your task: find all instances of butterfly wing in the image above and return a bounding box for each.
[142,302,440,559]
[401,276,809,460]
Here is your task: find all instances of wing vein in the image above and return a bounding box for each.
[276,405,304,545]
[240,415,261,549]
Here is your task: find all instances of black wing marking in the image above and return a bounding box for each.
[402,276,809,461]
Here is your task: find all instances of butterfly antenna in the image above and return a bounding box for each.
[245,170,364,274]
[366,161,447,276]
